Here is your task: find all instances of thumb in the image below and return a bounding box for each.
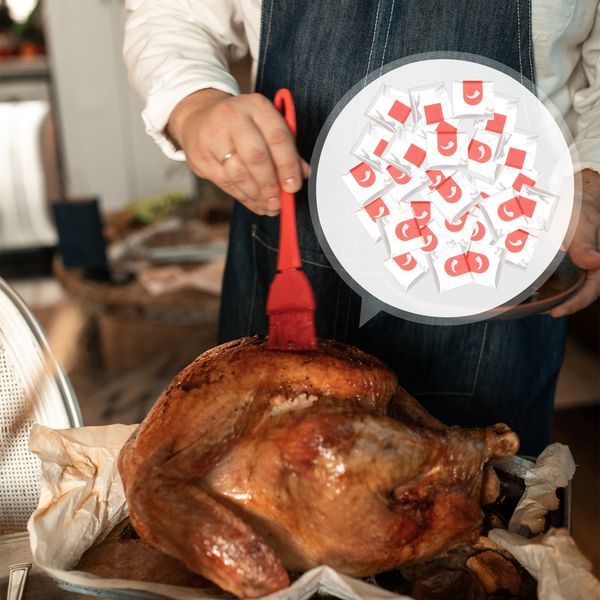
[301,159,311,179]
[568,214,600,270]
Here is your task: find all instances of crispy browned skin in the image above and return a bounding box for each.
[77,519,210,589]
[119,336,518,598]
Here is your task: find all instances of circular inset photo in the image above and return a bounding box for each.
[310,53,579,325]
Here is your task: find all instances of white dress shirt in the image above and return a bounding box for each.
[124,0,600,173]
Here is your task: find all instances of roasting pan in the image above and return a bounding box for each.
[44,454,571,600]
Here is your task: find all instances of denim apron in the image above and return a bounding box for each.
[219,0,567,455]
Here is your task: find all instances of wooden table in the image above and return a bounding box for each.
[1,532,91,599]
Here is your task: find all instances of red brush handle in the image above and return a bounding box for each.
[273,89,301,271]
[274,88,297,137]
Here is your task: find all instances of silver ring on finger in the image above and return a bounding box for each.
[221,149,237,165]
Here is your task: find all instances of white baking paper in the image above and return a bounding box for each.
[27,426,598,600]
[508,442,576,536]
[489,528,600,600]
[27,423,137,570]
[26,424,410,600]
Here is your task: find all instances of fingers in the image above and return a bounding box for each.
[218,168,279,217]
[568,208,600,270]
[176,92,310,217]
[197,155,277,217]
[301,160,311,179]
[224,176,279,217]
[550,192,600,317]
[194,126,279,217]
[250,95,304,193]
[549,269,600,318]
[207,118,263,207]
[221,153,261,208]
[221,114,281,213]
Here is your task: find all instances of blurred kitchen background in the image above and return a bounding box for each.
[0,0,598,575]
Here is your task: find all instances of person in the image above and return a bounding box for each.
[123,0,600,455]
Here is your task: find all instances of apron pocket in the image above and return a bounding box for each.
[251,223,333,268]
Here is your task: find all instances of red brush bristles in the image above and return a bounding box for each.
[267,311,317,351]
[266,268,316,351]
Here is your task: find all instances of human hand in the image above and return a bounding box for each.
[167,89,310,216]
[550,169,600,317]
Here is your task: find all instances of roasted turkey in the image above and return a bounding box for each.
[118,337,519,598]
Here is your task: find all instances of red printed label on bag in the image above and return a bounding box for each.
[444,252,471,277]
[393,252,418,271]
[420,226,438,252]
[471,220,486,241]
[498,196,527,221]
[436,121,458,156]
[445,212,469,232]
[404,143,427,167]
[436,176,462,203]
[388,99,412,124]
[424,102,444,124]
[373,138,389,157]
[504,229,529,253]
[411,201,432,227]
[468,138,493,163]
[466,250,490,273]
[395,218,422,241]
[463,80,483,105]
[364,197,390,221]
[426,169,447,188]
[387,165,411,184]
[350,162,377,187]
[505,147,527,169]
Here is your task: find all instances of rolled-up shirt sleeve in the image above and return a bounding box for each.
[573,3,600,174]
[124,0,247,160]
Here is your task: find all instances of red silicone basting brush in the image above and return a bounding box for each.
[266,89,317,351]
